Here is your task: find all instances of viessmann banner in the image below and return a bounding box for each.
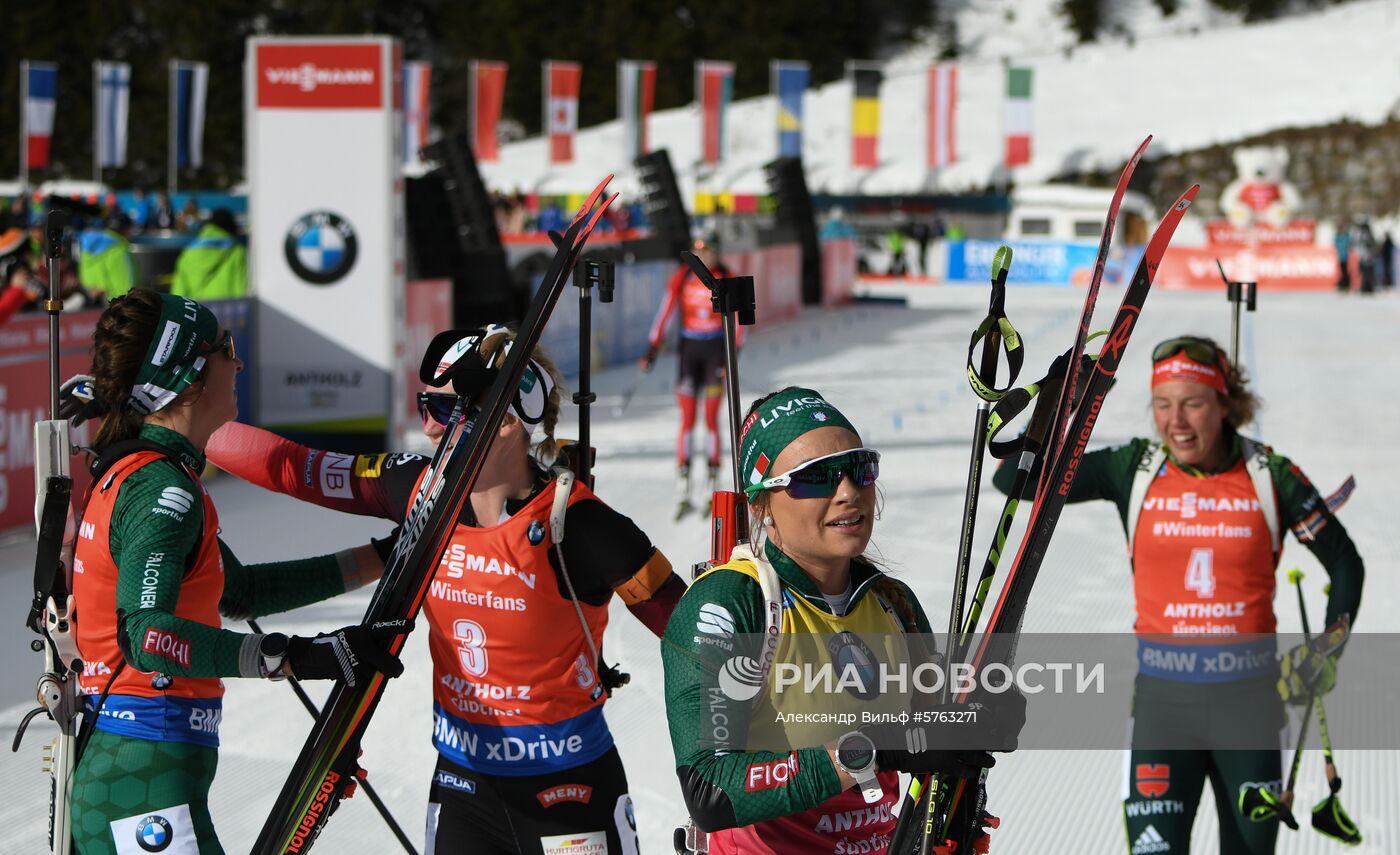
[247,37,406,437]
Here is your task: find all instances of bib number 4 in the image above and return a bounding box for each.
[1184,548,1216,598]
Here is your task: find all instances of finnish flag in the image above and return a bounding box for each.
[95,61,130,169]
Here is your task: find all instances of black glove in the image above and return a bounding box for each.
[284,619,413,686]
[59,373,101,426]
[370,525,403,563]
[877,745,994,778]
[641,345,659,372]
[963,686,1027,752]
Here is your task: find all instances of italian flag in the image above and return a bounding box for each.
[1004,66,1033,167]
[749,453,771,487]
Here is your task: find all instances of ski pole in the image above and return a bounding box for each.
[572,257,615,486]
[912,247,1022,855]
[944,246,1019,698]
[1216,258,1257,369]
[1295,577,1362,845]
[247,620,417,854]
[680,250,756,561]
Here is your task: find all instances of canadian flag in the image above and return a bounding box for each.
[544,60,581,165]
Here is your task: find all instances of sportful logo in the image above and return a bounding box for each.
[1131,824,1170,854]
[157,487,194,514]
[696,603,735,635]
[264,63,374,92]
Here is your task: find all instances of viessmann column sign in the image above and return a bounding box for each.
[247,37,405,436]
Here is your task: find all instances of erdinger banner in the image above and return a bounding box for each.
[247,36,406,441]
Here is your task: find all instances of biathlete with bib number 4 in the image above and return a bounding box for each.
[204,326,685,855]
[67,290,408,855]
[994,335,1364,855]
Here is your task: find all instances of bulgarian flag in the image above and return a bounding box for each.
[618,59,656,164]
[1004,66,1033,167]
[696,60,734,165]
[470,60,508,162]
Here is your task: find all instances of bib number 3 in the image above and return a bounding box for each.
[454,619,488,676]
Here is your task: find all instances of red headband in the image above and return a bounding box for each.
[1152,355,1228,396]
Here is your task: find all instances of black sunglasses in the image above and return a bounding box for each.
[1151,337,1226,372]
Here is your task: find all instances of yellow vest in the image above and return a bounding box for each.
[701,545,916,752]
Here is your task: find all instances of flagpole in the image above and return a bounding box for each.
[20,61,29,192]
[168,61,178,197]
[92,61,101,184]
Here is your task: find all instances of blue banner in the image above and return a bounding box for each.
[945,239,1100,286]
[774,62,808,158]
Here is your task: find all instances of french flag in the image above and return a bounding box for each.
[23,62,58,170]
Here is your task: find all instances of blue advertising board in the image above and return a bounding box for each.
[946,239,1101,286]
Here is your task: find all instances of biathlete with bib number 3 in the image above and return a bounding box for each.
[994,335,1364,855]
[203,325,685,855]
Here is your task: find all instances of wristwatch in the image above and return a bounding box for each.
[258,632,290,680]
[834,731,882,804]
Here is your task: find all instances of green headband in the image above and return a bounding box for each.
[129,293,221,415]
[739,387,859,497]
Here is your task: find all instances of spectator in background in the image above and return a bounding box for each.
[537,201,566,234]
[178,197,203,232]
[172,209,248,301]
[79,212,138,302]
[945,219,967,241]
[1381,232,1395,289]
[0,228,45,323]
[909,220,932,276]
[1334,220,1351,293]
[1352,218,1376,295]
[150,192,177,231]
[819,206,858,241]
[886,224,907,276]
[127,187,155,231]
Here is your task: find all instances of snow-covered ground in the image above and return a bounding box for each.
[479,0,1400,198]
[2,282,1396,854]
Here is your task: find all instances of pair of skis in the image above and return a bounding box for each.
[251,177,618,855]
[892,137,1201,853]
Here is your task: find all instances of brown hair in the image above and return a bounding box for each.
[477,329,565,464]
[90,289,163,452]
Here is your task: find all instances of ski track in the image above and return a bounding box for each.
[1,287,1396,853]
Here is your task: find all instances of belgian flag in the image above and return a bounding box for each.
[849,62,882,168]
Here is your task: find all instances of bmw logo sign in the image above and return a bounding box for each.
[827,631,882,700]
[135,814,172,852]
[285,211,358,285]
[527,520,546,546]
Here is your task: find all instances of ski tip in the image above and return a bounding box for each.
[1288,568,1304,584]
[1176,185,1201,209]
[992,245,1013,278]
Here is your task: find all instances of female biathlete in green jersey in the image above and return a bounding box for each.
[995,335,1363,855]
[68,290,408,854]
[663,387,1025,854]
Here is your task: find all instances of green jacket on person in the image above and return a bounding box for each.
[78,229,137,300]
[171,223,248,301]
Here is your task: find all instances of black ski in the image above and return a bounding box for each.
[251,176,618,855]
